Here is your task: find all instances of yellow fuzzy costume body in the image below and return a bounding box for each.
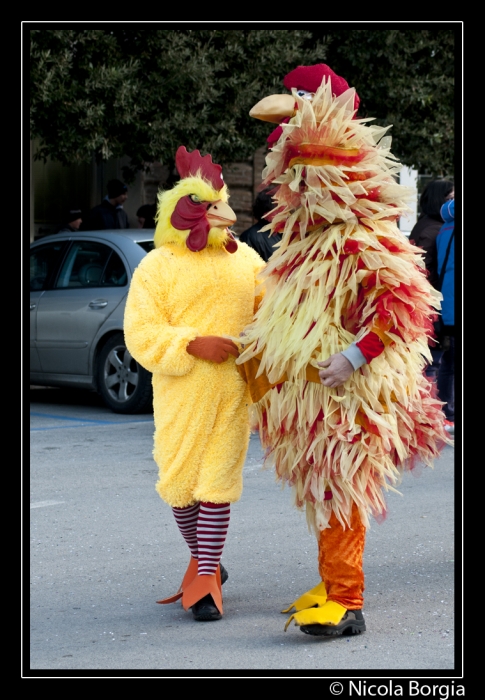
[124,240,265,507]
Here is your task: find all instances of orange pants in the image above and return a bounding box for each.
[318,502,366,610]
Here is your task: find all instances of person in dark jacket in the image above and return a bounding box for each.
[409,179,454,287]
[409,179,454,377]
[435,198,455,434]
[57,207,83,233]
[83,179,130,230]
[239,187,281,262]
[136,203,157,229]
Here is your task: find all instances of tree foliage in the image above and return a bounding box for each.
[321,27,457,177]
[29,28,327,182]
[29,27,458,181]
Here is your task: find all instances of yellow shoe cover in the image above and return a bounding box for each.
[284,600,346,632]
[281,581,327,614]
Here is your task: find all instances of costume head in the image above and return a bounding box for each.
[154,146,238,253]
[248,63,411,237]
[251,63,360,146]
[283,64,359,106]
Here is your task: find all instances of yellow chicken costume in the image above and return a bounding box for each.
[124,146,265,621]
[236,64,453,637]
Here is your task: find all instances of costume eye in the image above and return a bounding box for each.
[189,194,203,203]
[296,89,313,100]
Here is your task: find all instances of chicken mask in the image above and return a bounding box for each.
[154,146,238,253]
[251,63,360,146]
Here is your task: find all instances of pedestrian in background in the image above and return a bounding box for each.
[409,179,454,378]
[83,179,130,230]
[435,198,455,434]
[239,187,281,262]
[57,207,83,233]
[136,203,157,229]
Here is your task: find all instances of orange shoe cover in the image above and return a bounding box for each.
[318,502,366,610]
[182,568,223,615]
[156,556,198,605]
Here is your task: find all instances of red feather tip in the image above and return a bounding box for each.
[175,146,225,191]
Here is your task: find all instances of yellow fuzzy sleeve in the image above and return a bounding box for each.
[124,253,199,376]
[239,241,267,312]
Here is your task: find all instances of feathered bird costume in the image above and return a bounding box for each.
[124,146,265,620]
[236,64,452,636]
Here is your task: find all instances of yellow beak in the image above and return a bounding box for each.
[206,200,237,228]
[249,94,297,123]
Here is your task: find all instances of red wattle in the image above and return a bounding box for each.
[224,231,238,254]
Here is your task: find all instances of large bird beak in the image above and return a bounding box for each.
[249,94,297,123]
[206,200,237,228]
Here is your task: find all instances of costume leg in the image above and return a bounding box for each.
[284,502,366,636]
[156,503,200,605]
[157,502,229,609]
[318,502,365,610]
[182,502,230,620]
[172,503,200,558]
[281,490,334,614]
[196,502,230,574]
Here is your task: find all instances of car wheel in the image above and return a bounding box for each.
[97,333,153,414]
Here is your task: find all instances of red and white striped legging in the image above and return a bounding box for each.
[172,502,230,576]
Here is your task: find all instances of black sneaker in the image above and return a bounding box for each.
[220,563,228,585]
[301,609,366,636]
[191,594,222,622]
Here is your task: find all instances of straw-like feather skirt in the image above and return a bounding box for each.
[236,80,452,534]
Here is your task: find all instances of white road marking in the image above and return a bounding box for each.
[30,500,65,509]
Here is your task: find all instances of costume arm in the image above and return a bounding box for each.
[339,237,437,371]
[341,332,385,369]
[358,237,439,348]
[249,245,267,312]
[321,332,384,386]
[123,254,198,376]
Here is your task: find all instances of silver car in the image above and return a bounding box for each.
[30,229,155,413]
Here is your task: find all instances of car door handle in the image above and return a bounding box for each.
[30,303,36,310]
[89,299,108,309]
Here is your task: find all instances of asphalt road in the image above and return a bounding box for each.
[27,386,462,681]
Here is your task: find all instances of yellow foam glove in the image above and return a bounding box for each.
[281,581,327,614]
[284,600,347,632]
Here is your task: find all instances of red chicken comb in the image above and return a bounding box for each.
[175,146,225,191]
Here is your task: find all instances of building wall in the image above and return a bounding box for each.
[398,166,418,236]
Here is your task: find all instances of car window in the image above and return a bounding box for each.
[138,241,155,253]
[30,241,68,291]
[103,251,128,286]
[55,241,128,289]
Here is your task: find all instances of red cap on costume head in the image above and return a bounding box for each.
[283,63,360,112]
[175,146,225,191]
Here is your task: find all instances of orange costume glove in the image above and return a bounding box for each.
[186,336,239,364]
